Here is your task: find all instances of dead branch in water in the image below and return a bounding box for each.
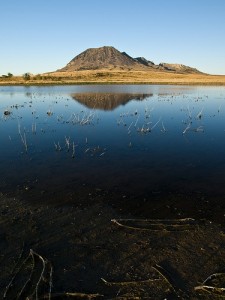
[152,264,187,298]
[3,248,52,300]
[41,292,104,299]
[3,244,25,298]
[195,285,225,296]
[195,272,225,297]
[111,218,200,231]
[101,277,161,286]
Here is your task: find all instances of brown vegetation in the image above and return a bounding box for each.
[1,70,225,85]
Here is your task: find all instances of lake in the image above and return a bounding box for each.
[1,84,225,216]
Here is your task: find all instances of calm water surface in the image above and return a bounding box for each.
[1,85,225,203]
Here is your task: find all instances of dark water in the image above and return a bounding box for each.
[1,85,225,205]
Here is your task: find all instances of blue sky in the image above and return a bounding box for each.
[0,0,225,75]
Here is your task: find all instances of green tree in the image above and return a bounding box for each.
[7,73,13,78]
[23,73,31,80]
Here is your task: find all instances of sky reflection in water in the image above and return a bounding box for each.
[1,85,225,201]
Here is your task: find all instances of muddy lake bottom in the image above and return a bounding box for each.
[1,187,225,299]
[1,85,225,299]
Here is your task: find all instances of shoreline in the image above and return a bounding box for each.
[1,81,225,86]
[1,80,225,86]
[1,70,225,86]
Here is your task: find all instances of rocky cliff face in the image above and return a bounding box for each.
[134,57,155,67]
[57,46,202,74]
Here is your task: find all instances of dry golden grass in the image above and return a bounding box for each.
[1,70,225,85]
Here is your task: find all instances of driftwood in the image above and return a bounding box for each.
[3,249,52,300]
[3,248,103,300]
[195,272,225,297]
[101,277,161,286]
[152,264,188,298]
[111,218,201,231]
[41,292,104,299]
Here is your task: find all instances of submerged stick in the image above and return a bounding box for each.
[29,249,47,300]
[111,218,197,231]
[161,121,167,132]
[196,107,204,119]
[16,251,35,299]
[151,118,161,131]
[152,264,186,298]
[3,244,25,298]
[134,115,139,127]
[42,292,104,299]
[195,272,225,296]
[72,142,75,158]
[182,123,191,134]
[203,272,225,285]
[65,136,70,151]
[101,277,161,286]
[194,285,225,296]
[128,121,133,131]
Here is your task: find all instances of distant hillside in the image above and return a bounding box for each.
[159,63,201,74]
[134,57,155,67]
[59,46,144,71]
[57,46,202,74]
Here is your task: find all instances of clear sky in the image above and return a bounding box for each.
[0,0,225,75]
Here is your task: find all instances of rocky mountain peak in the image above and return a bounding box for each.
[57,46,202,74]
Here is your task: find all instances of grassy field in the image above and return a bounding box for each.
[1,70,225,85]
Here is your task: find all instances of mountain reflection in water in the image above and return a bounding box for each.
[1,85,225,210]
[71,93,153,110]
